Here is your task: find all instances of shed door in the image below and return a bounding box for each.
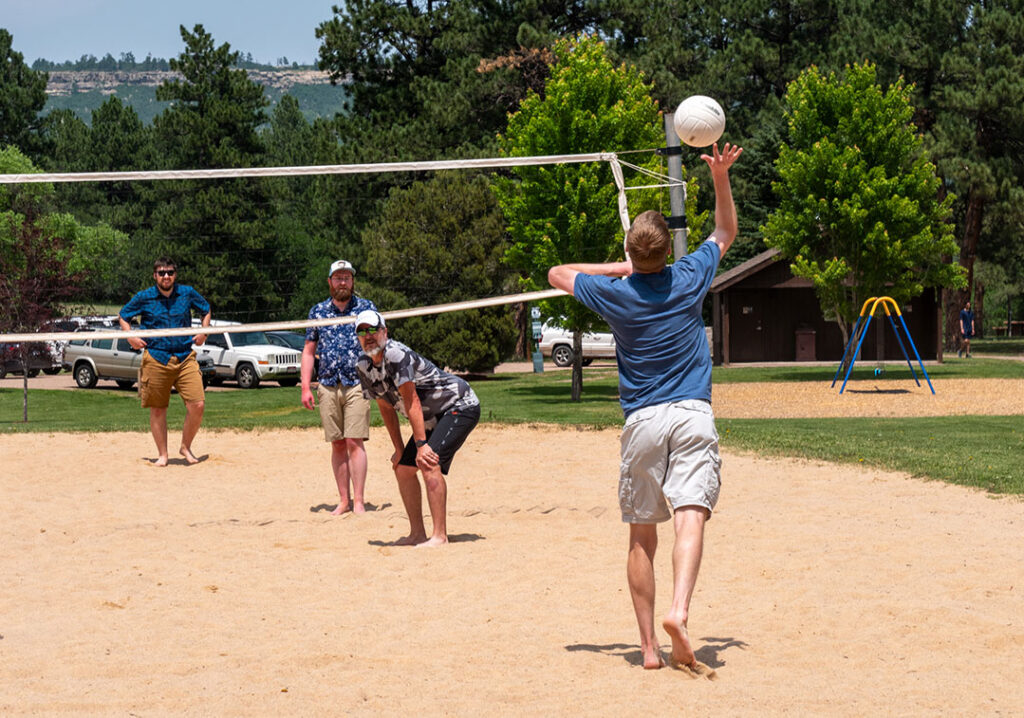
[729,291,766,362]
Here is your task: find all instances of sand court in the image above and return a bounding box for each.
[2,422,1022,715]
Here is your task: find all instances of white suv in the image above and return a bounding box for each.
[193,322,302,389]
[537,322,617,367]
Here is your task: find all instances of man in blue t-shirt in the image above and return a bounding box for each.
[119,256,211,466]
[958,301,975,358]
[300,260,378,516]
[548,142,742,672]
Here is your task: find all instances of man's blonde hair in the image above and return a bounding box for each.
[626,210,670,272]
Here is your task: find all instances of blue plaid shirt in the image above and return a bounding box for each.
[306,295,377,386]
[120,284,211,365]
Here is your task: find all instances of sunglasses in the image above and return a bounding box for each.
[156,269,176,276]
[356,325,381,337]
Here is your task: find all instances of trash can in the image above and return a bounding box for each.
[795,328,816,361]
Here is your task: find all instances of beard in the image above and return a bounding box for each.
[365,345,384,359]
[330,285,352,303]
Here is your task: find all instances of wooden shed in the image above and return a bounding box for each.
[709,249,939,365]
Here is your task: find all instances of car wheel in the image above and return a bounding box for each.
[27,369,40,378]
[235,363,260,389]
[0,365,7,379]
[581,358,594,367]
[277,378,298,388]
[43,367,61,375]
[74,363,98,388]
[551,344,574,367]
[115,379,135,390]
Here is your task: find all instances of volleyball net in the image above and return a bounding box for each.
[0,150,683,345]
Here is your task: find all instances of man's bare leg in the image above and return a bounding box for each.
[394,465,427,544]
[329,439,352,515]
[179,400,204,464]
[627,523,663,669]
[662,506,707,668]
[346,438,368,514]
[417,466,448,547]
[149,407,169,466]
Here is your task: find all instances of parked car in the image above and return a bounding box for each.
[0,339,63,378]
[537,322,617,367]
[62,335,216,389]
[193,321,302,389]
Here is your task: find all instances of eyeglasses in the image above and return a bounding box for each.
[356,325,380,337]
[156,270,176,277]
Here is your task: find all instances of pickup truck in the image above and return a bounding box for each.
[63,336,215,389]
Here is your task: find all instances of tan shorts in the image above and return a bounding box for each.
[618,399,722,524]
[139,351,205,408]
[317,383,371,442]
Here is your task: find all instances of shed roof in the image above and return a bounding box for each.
[710,247,781,293]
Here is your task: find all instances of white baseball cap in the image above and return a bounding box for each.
[355,309,385,330]
[328,259,356,277]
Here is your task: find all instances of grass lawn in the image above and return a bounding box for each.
[970,338,1024,356]
[2,360,1021,494]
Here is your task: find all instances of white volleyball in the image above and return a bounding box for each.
[673,95,726,147]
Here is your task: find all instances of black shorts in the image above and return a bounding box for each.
[399,404,480,475]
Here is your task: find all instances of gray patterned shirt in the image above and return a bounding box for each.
[356,340,479,429]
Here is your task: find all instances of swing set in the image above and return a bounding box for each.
[831,296,935,395]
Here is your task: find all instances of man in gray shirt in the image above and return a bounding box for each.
[354,310,480,547]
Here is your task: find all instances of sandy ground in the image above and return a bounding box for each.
[2,374,1023,715]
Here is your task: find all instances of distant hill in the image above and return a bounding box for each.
[43,70,348,125]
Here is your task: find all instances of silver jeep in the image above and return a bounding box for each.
[63,336,215,390]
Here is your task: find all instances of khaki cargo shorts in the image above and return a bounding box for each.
[139,351,205,408]
[317,383,371,442]
[618,399,722,524]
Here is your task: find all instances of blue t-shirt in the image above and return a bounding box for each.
[574,240,720,417]
[959,309,974,336]
[119,284,211,365]
[306,295,377,386]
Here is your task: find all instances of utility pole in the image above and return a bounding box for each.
[662,113,688,260]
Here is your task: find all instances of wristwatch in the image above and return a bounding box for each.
[415,439,428,447]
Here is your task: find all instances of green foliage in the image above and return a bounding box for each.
[0,29,48,156]
[362,172,517,373]
[495,36,663,331]
[763,62,964,338]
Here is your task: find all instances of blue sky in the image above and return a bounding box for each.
[4,0,339,65]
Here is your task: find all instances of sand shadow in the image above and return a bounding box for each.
[564,642,644,667]
[367,532,483,547]
[844,388,912,394]
[144,454,210,466]
[694,636,749,669]
[309,502,391,514]
[566,636,747,670]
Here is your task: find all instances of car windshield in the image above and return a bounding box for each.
[273,333,305,350]
[231,331,272,347]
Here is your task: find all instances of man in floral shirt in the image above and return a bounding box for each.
[301,260,378,515]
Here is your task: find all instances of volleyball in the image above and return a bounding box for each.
[673,95,726,147]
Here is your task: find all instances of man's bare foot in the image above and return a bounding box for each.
[416,536,449,548]
[662,614,695,667]
[394,533,428,546]
[179,446,199,465]
[153,455,169,467]
[352,502,366,515]
[642,646,665,669]
[330,503,352,516]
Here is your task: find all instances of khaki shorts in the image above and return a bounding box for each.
[618,399,722,524]
[317,383,371,442]
[139,351,205,408]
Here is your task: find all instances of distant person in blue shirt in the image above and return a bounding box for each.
[300,260,378,516]
[119,256,211,466]
[958,301,975,358]
[548,142,742,673]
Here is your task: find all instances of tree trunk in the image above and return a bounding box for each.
[945,191,984,350]
[975,280,985,339]
[20,345,29,422]
[513,302,528,359]
[571,330,583,402]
